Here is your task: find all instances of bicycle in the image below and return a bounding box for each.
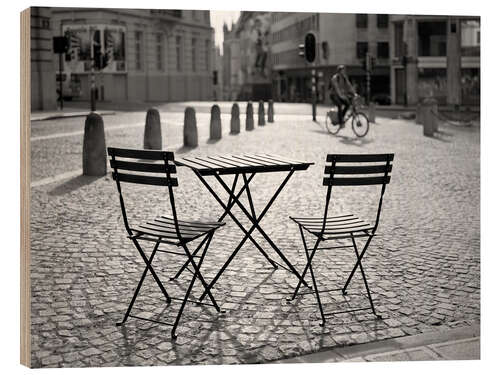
[325,95,370,137]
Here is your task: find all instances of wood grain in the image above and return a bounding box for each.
[20,7,31,368]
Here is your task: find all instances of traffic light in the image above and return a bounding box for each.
[304,33,316,63]
[53,36,69,54]
[298,43,305,58]
[212,70,218,85]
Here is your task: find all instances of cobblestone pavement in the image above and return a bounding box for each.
[30,103,480,367]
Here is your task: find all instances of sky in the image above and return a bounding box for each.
[210,10,241,50]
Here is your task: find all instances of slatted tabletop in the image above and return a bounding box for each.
[175,154,314,176]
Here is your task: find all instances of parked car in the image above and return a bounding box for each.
[372,93,392,105]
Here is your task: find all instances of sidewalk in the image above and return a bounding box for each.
[274,324,480,363]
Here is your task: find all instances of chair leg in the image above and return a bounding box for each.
[117,240,167,326]
[180,235,221,312]
[345,234,381,319]
[305,242,327,326]
[288,228,326,326]
[131,237,171,303]
[171,233,215,340]
[170,235,208,280]
[342,234,374,295]
[289,228,319,300]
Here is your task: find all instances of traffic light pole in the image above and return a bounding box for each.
[58,52,63,110]
[90,39,96,112]
[312,68,317,121]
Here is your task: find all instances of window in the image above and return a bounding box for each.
[377,14,389,28]
[461,19,480,57]
[356,42,368,59]
[155,33,163,71]
[176,36,183,71]
[134,31,143,70]
[377,42,389,58]
[417,21,447,57]
[192,38,197,72]
[356,14,368,28]
[205,40,210,71]
[394,22,405,57]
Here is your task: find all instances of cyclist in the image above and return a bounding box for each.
[329,65,357,127]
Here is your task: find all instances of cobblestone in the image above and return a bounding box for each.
[29,103,480,367]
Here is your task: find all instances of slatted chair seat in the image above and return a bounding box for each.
[132,216,225,242]
[108,147,225,340]
[288,153,394,326]
[290,214,373,239]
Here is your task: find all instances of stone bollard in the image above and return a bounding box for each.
[416,101,423,125]
[230,103,240,134]
[183,106,198,147]
[422,97,438,137]
[143,108,162,150]
[82,112,107,176]
[209,104,222,141]
[245,102,254,131]
[267,100,274,123]
[258,100,265,126]
[368,102,376,123]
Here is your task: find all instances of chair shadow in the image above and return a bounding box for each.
[48,174,104,196]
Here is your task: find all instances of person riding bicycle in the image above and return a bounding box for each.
[329,65,357,127]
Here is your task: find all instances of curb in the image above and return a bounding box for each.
[31,110,116,122]
[273,324,479,364]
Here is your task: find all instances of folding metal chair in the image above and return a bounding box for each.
[288,153,394,326]
[108,147,225,339]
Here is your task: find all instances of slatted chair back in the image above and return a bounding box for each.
[321,153,394,235]
[108,147,181,238]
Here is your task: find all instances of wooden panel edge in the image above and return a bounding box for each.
[20,7,31,368]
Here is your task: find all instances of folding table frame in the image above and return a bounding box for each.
[174,154,314,302]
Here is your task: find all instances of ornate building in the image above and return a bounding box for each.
[31,7,216,110]
[222,11,272,101]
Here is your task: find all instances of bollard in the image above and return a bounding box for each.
[258,100,265,126]
[431,100,439,133]
[209,104,222,140]
[230,103,240,134]
[245,102,254,131]
[143,108,162,150]
[82,113,106,176]
[416,101,423,125]
[368,102,376,123]
[267,100,274,123]
[183,106,198,147]
[422,97,438,137]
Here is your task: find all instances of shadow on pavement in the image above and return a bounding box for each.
[338,135,374,147]
[48,175,103,196]
[175,145,197,154]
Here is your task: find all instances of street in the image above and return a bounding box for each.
[29,101,480,367]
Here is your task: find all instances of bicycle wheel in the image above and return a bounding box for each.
[325,110,342,135]
[351,112,369,137]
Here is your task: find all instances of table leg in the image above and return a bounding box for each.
[194,172,278,268]
[198,170,308,302]
[213,171,309,288]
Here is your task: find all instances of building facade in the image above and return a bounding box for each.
[390,15,480,106]
[32,7,215,110]
[270,12,391,104]
[222,11,272,101]
[31,7,57,110]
